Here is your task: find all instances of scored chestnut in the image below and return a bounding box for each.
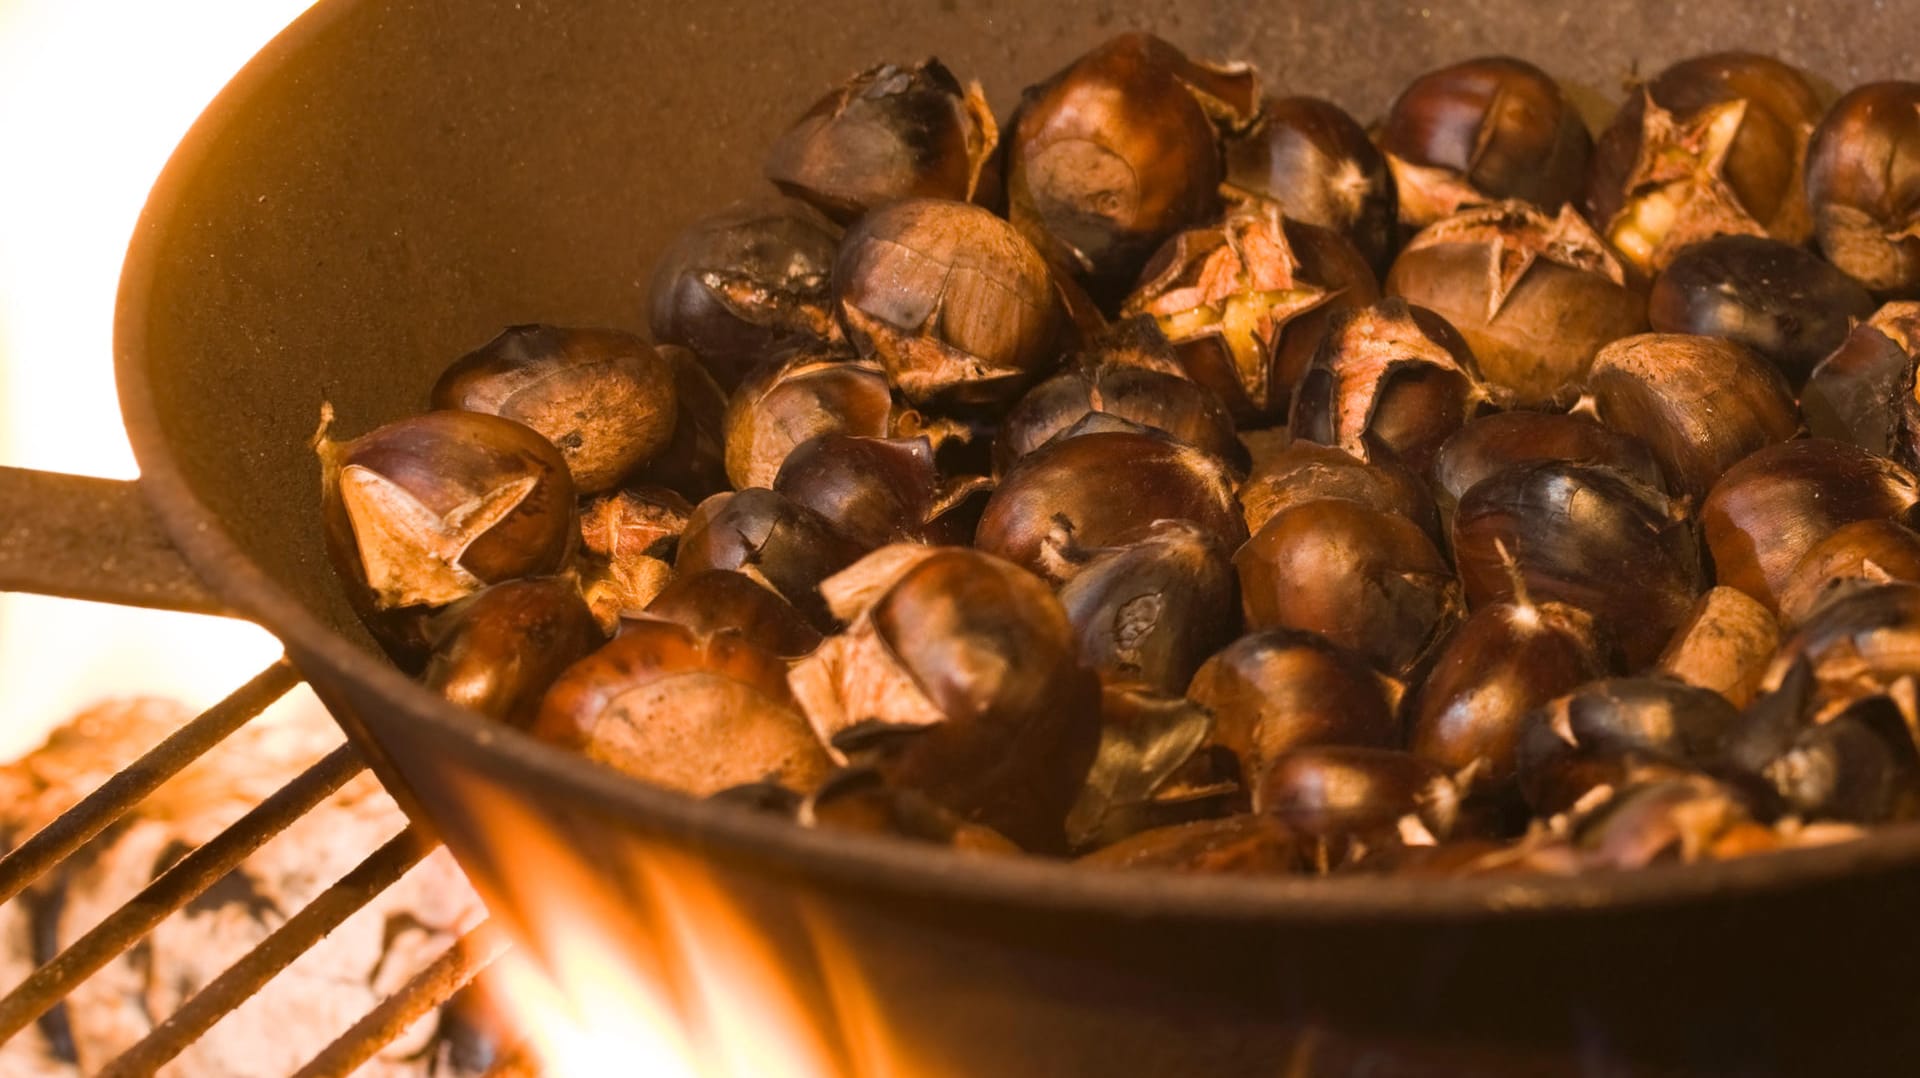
[1223,95,1396,273]
[1056,520,1239,696]
[643,569,823,659]
[1805,81,1920,294]
[771,433,990,548]
[574,486,690,630]
[1236,439,1440,544]
[723,348,895,490]
[421,576,605,729]
[1187,629,1402,786]
[674,488,865,630]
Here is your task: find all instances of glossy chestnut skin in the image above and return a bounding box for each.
[674,488,865,629]
[1648,235,1874,388]
[421,577,605,729]
[1776,519,1920,628]
[1805,81,1920,294]
[834,198,1066,408]
[723,349,895,489]
[996,353,1244,475]
[1224,95,1396,273]
[1079,814,1306,875]
[1585,333,1801,502]
[1802,304,1920,458]
[974,428,1246,584]
[765,58,997,224]
[1378,56,1591,228]
[1255,747,1459,850]
[1453,461,1702,669]
[643,569,823,659]
[1236,499,1460,678]
[1056,520,1239,696]
[1386,202,1647,406]
[1237,440,1441,543]
[1514,677,1741,815]
[1700,439,1920,612]
[1430,411,1666,525]
[1655,587,1780,709]
[647,198,843,390]
[626,345,731,503]
[1187,629,1401,784]
[772,434,985,548]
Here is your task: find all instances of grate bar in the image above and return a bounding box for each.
[293,919,513,1078]
[0,659,300,905]
[0,743,367,1041]
[96,825,436,1077]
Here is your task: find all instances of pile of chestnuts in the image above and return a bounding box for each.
[316,37,1920,877]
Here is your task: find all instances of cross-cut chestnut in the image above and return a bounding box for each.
[1187,629,1402,784]
[1255,747,1462,858]
[572,485,690,631]
[1430,411,1667,528]
[1378,56,1592,228]
[1585,332,1801,502]
[1122,198,1378,423]
[1776,519,1920,629]
[1006,32,1258,303]
[1224,95,1396,273]
[765,58,998,223]
[799,768,1018,854]
[674,488,864,630]
[648,198,843,390]
[1802,303,1920,459]
[422,577,604,729]
[1056,520,1238,696]
[995,339,1244,475]
[1648,235,1874,388]
[834,198,1066,408]
[1655,587,1780,709]
[1806,81,1920,294]
[787,546,1101,851]
[1588,52,1822,273]
[1236,439,1441,544]
[625,344,731,503]
[642,569,822,659]
[1079,814,1305,874]
[532,618,830,795]
[1386,202,1646,406]
[722,347,895,489]
[772,433,990,548]
[1513,677,1740,816]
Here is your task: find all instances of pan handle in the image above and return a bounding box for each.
[0,465,232,616]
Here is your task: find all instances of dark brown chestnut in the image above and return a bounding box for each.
[1066,687,1230,850]
[1727,664,1920,824]
[422,577,604,729]
[1585,333,1801,502]
[1056,520,1239,696]
[1430,411,1667,526]
[626,345,731,503]
[1655,587,1780,709]
[1802,303,1920,458]
[772,433,989,549]
[800,768,1018,853]
[1514,677,1741,815]
[1224,95,1396,273]
[723,349,895,489]
[765,58,997,224]
[643,569,823,659]
[996,347,1244,475]
[1700,439,1920,612]
[532,618,830,795]
[1777,519,1920,629]
[1806,81,1920,294]
[1386,202,1647,406]
[1237,439,1441,545]
[1187,629,1402,784]
[1760,582,1920,721]
[834,198,1066,408]
[1255,747,1461,854]
[1648,235,1874,388]
[1122,199,1380,423]
[1079,814,1305,874]
[648,199,843,390]
[674,488,865,629]
[1378,56,1592,228]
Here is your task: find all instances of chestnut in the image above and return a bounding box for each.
[1223,95,1396,273]
[643,569,823,659]
[1122,199,1380,423]
[723,348,895,489]
[1453,461,1702,669]
[1760,582,1920,720]
[1386,202,1647,406]
[674,488,865,629]
[1700,438,1920,612]
[834,198,1066,408]
[1727,667,1919,824]
[1067,686,1228,850]
[1655,587,1780,709]
[1588,52,1822,273]
[1006,33,1257,303]
[1079,814,1305,875]
[1056,520,1239,696]
[421,577,604,729]
[626,345,731,503]
[1187,629,1402,783]
[648,198,843,390]
[1777,519,1920,628]
[533,618,830,795]
[578,486,690,564]
[1805,81,1920,294]
[1585,333,1801,502]
[974,427,1245,584]
[1287,298,1485,475]
[771,433,989,548]
[764,59,997,224]
[1378,56,1592,228]
[1236,499,1461,679]
[1430,411,1666,526]
[1513,677,1740,816]
[1648,235,1874,388]
[996,346,1245,475]
[1255,747,1461,855]
[1237,440,1441,543]
[799,768,1018,854]
[1801,303,1920,459]
[787,546,1101,851]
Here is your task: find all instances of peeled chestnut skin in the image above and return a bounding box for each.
[1805,82,1920,294]
[674,488,864,630]
[1777,519,1920,628]
[1224,95,1396,273]
[996,354,1245,476]
[1057,521,1238,696]
[421,577,604,729]
[1187,629,1401,784]
[1431,411,1666,523]
[1514,677,1741,815]
[1648,236,1874,388]
[643,569,822,659]
[1237,440,1441,544]
[627,345,731,502]
[772,434,983,548]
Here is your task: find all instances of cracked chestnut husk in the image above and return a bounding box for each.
[1802,303,1920,458]
[1079,814,1306,875]
[421,577,605,729]
[1056,520,1239,696]
[532,618,831,795]
[1006,32,1258,304]
[1453,460,1702,669]
[1223,95,1396,273]
[673,488,865,630]
[1187,629,1402,785]
[1655,587,1780,709]
[648,198,843,390]
[1727,661,1920,824]
[799,768,1019,853]
[1255,747,1462,863]
[974,425,1245,584]
[1237,439,1441,544]
[1430,410,1666,529]
[1386,202,1647,406]
[1513,677,1741,816]
[1236,498,1461,679]
[1122,198,1379,423]
[1758,582,1920,723]
[643,569,823,659]
[772,433,990,548]
[316,408,576,665]
[1585,333,1801,502]
[723,348,895,489]
[1648,235,1874,388]
[787,546,1101,851]
[1570,776,1770,870]
[1066,687,1235,850]
[1379,56,1592,229]
[1287,298,1486,475]
[575,486,690,630]
[1587,52,1822,273]
[1700,438,1920,613]
[765,58,998,223]
[1806,81,1920,295]
[835,198,1067,408]
[1777,519,1920,629]
[626,345,731,502]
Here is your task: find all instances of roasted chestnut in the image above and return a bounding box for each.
[643,569,823,659]
[996,344,1245,475]
[1188,629,1400,786]
[1514,677,1741,815]
[1386,202,1647,406]
[1655,587,1780,709]
[674,488,865,629]
[1585,333,1800,502]
[1430,411,1667,525]
[1223,95,1396,273]
[626,345,731,503]
[573,486,690,629]
[772,433,989,548]
[1760,582,1920,722]
[1079,814,1305,874]
[648,198,843,390]
[1255,747,1461,856]
[421,577,604,728]
[723,348,895,489]
[800,768,1019,853]
[1728,665,1920,824]
[835,198,1067,408]
[1776,519,1920,628]
[1056,520,1238,696]
[1378,56,1592,228]
[1122,199,1380,423]
[1802,303,1920,458]
[1805,81,1920,294]
[765,58,998,223]
[1066,686,1229,849]
[1647,235,1874,387]
[1236,439,1441,543]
